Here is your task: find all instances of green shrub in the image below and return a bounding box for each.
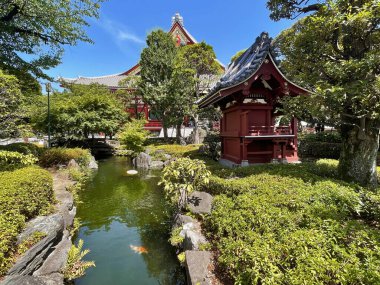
[159,158,211,206]
[299,141,341,159]
[206,173,380,284]
[0,166,53,275]
[0,150,38,171]
[148,144,199,158]
[118,119,150,154]
[0,143,44,157]
[202,131,221,160]
[39,147,91,168]
[299,132,342,143]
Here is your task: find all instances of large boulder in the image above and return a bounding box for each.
[133,152,152,169]
[173,214,196,229]
[67,159,79,170]
[185,251,213,285]
[88,156,98,170]
[9,215,64,276]
[1,273,64,285]
[187,191,213,215]
[17,214,64,245]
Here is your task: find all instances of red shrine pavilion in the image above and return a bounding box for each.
[199,32,309,165]
[61,13,224,135]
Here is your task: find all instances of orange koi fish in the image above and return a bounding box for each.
[130,245,148,254]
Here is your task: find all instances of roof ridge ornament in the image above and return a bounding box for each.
[172,12,184,26]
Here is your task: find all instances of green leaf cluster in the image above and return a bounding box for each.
[118,119,150,154]
[0,0,104,78]
[159,158,211,205]
[63,239,95,281]
[0,166,53,275]
[0,150,38,171]
[0,142,44,157]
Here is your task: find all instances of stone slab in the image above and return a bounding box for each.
[187,191,213,215]
[185,251,212,285]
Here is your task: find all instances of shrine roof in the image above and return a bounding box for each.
[59,73,128,88]
[209,32,272,96]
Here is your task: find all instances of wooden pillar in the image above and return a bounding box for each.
[241,138,249,166]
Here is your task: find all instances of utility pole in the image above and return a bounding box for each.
[46,83,52,148]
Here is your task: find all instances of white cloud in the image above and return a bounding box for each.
[98,16,144,46]
[117,30,144,44]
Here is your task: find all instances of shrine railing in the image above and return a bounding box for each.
[248,125,292,136]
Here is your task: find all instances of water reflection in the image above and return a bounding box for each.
[75,157,185,285]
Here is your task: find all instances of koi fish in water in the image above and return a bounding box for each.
[130,245,148,254]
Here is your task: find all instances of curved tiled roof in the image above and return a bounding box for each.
[60,73,128,88]
[208,32,272,95]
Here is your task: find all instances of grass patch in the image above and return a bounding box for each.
[147,144,200,158]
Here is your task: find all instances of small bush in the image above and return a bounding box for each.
[0,150,38,171]
[202,130,221,160]
[63,239,95,281]
[0,166,53,275]
[159,158,211,206]
[39,148,91,168]
[0,143,44,157]
[118,119,150,154]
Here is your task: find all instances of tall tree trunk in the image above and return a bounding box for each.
[176,123,182,143]
[193,114,200,144]
[338,119,379,188]
[162,115,169,140]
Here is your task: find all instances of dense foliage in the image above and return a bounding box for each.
[118,119,150,154]
[0,0,103,79]
[0,166,53,275]
[33,84,127,139]
[298,132,342,159]
[204,160,380,284]
[0,70,25,138]
[202,130,221,160]
[39,147,91,168]
[0,150,38,171]
[268,0,380,187]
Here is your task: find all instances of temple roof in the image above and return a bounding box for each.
[199,32,309,107]
[60,73,128,88]
[209,32,272,95]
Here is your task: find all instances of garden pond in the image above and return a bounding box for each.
[74,156,185,285]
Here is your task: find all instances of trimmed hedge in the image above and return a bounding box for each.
[148,144,200,158]
[206,178,380,283]
[0,143,44,157]
[203,159,380,284]
[0,151,38,171]
[299,132,342,143]
[0,166,54,275]
[39,147,91,168]
[299,141,341,159]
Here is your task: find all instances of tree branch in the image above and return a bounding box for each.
[0,4,20,22]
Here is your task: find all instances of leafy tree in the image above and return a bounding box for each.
[32,84,127,140]
[0,69,26,138]
[139,30,177,139]
[267,0,380,187]
[175,42,223,143]
[0,0,103,79]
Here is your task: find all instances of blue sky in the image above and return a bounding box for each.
[47,0,295,84]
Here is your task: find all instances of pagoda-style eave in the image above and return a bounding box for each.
[199,54,309,108]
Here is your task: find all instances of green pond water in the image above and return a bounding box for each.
[74,157,185,285]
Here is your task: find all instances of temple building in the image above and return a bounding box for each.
[199,32,309,165]
[61,13,224,135]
